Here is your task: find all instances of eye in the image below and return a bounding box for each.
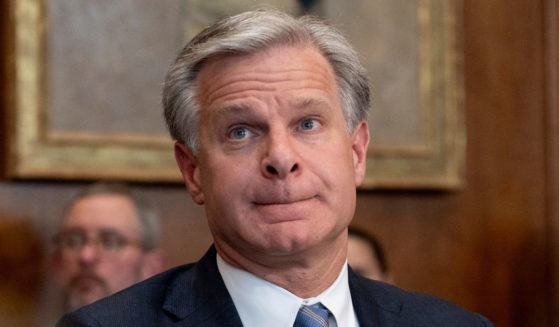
[299,118,320,131]
[228,126,253,140]
[58,233,86,250]
[99,232,127,251]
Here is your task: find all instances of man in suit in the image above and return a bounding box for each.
[58,9,492,326]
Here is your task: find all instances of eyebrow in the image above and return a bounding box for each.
[289,97,334,112]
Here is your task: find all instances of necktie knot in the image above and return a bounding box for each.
[293,303,330,327]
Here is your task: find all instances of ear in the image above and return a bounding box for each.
[351,121,370,186]
[174,142,205,204]
[140,248,167,279]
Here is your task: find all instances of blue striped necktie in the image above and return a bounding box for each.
[293,303,330,327]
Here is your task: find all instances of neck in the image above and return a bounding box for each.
[215,235,348,298]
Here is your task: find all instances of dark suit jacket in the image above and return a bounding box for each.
[56,246,492,326]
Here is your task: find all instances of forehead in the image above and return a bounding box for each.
[202,43,332,72]
[196,44,338,107]
[62,194,141,235]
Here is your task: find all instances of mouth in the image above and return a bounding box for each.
[66,273,109,310]
[251,195,319,224]
[69,273,105,290]
[252,195,317,206]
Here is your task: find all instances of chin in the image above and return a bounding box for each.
[67,290,106,310]
[261,233,322,256]
[67,296,95,311]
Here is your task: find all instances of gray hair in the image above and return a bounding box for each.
[163,9,370,152]
[61,182,161,250]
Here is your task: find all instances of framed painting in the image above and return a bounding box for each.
[323,0,464,190]
[5,0,464,189]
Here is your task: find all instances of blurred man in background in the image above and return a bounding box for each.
[51,182,166,311]
[347,227,393,283]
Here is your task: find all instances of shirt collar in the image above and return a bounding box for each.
[216,254,359,327]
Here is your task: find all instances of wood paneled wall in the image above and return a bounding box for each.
[546,0,559,324]
[1,0,557,326]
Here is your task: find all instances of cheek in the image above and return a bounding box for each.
[317,154,357,221]
[102,257,143,284]
[202,166,257,237]
[53,260,82,289]
[202,156,255,200]
[314,146,356,187]
[111,254,143,271]
[56,255,79,277]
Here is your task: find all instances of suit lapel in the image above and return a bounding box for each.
[162,246,243,327]
[349,267,404,327]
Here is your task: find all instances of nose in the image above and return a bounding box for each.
[77,242,100,266]
[260,131,300,179]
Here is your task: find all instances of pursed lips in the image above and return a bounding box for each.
[252,195,318,206]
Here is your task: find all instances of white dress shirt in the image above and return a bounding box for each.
[217,254,360,327]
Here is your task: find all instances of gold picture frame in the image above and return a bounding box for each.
[5,0,464,189]
[351,0,465,190]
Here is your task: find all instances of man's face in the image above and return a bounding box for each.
[175,44,369,264]
[53,194,148,310]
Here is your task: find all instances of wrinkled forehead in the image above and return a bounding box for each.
[196,44,338,98]
[62,194,141,237]
[196,40,329,78]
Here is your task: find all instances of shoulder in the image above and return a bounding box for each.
[56,263,197,327]
[349,273,493,326]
